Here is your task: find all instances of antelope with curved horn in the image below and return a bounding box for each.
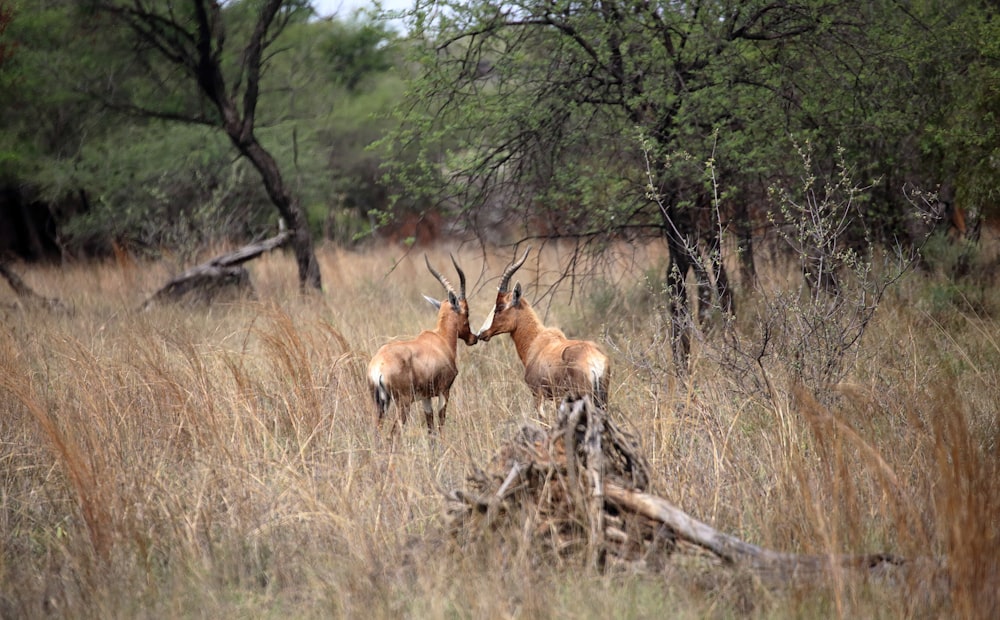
[367,255,477,434]
[477,248,610,416]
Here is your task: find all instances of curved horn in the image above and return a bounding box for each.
[425,254,458,298]
[449,253,467,300]
[497,247,531,294]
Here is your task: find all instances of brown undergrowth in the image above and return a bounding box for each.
[0,241,996,618]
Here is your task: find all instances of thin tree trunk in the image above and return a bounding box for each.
[0,262,66,311]
[15,194,46,260]
[662,202,694,371]
[695,226,735,323]
[238,139,321,290]
[734,200,756,289]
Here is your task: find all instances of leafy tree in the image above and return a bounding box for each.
[1,1,98,183]
[253,11,408,245]
[322,16,395,92]
[1,0,285,260]
[387,0,911,368]
[86,0,323,289]
[909,1,1000,234]
[60,123,272,260]
[0,0,123,260]
[2,0,407,264]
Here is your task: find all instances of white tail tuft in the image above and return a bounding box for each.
[590,357,608,408]
[369,364,389,411]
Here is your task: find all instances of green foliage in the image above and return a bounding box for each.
[318,16,395,91]
[908,1,1000,223]
[1,0,410,256]
[921,232,980,282]
[238,13,409,243]
[0,1,111,183]
[383,0,996,259]
[2,0,996,268]
[382,2,659,239]
[57,122,274,257]
[918,232,1000,321]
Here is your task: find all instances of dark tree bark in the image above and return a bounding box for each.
[0,261,67,311]
[16,194,46,261]
[662,203,695,368]
[659,194,734,372]
[733,199,757,289]
[96,0,321,291]
[0,1,13,67]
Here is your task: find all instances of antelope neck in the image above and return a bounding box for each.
[508,303,544,367]
[434,309,460,355]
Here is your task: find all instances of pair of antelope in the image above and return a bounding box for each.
[366,249,609,434]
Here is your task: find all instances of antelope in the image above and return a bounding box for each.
[367,255,477,434]
[477,248,610,416]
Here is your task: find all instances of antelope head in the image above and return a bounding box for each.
[425,254,478,346]
[477,248,531,342]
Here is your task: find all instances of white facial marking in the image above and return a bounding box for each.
[478,307,496,336]
[423,294,442,310]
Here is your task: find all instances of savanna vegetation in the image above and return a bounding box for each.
[1,0,999,617]
[2,243,999,617]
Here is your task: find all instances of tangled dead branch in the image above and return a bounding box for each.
[0,261,69,312]
[140,231,290,309]
[445,396,907,580]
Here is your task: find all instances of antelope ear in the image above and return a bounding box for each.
[423,294,442,310]
[512,282,523,306]
[447,291,460,312]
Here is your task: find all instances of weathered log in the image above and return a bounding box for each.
[206,231,292,268]
[141,231,290,309]
[603,482,904,578]
[0,261,69,312]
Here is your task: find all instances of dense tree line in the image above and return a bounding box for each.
[0,0,411,285]
[382,0,999,361]
[1,1,996,294]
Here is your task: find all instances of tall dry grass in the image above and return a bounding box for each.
[0,241,997,618]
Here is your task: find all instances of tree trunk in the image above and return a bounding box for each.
[662,202,694,371]
[238,139,321,291]
[15,194,46,260]
[447,395,909,582]
[734,200,756,289]
[661,195,738,371]
[695,226,735,324]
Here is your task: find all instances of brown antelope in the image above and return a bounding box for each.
[367,255,477,434]
[477,248,610,416]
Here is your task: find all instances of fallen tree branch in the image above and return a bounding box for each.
[206,231,292,268]
[0,261,69,312]
[603,482,904,577]
[141,231,291,309]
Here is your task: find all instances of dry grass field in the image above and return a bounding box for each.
[1,240,998,618]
